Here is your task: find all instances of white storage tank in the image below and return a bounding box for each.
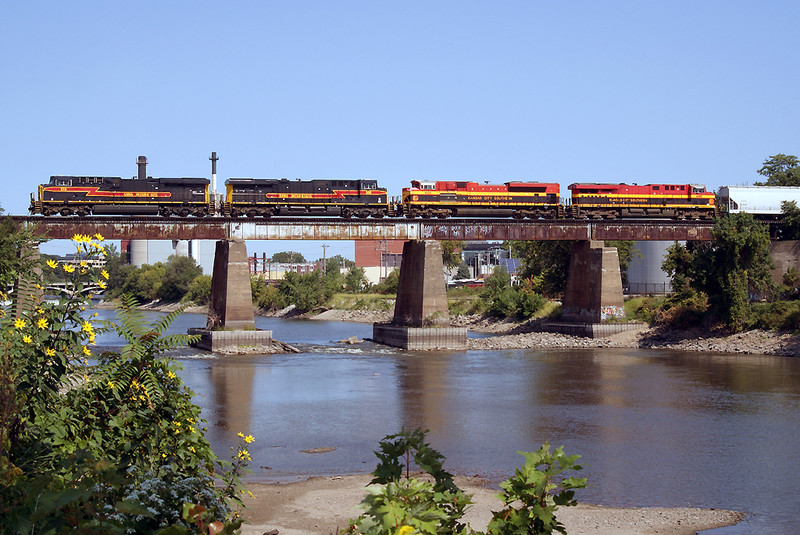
[626,241,675,295]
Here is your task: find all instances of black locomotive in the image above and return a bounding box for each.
[222,178,391,218]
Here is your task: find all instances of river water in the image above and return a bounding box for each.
[92,309,800,534]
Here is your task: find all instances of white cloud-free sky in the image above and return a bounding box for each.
[3,1,798,260]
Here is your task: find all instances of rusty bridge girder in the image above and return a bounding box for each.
[12,216,715,241]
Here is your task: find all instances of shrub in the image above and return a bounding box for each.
[185,274,212,305]
[346,429,586,535]
[0,235,250,533]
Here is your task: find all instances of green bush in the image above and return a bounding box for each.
[185,274,212,305]
[1,235,250,533]
[747,301,800,332]
[373,269,399,295]
[251,276,285,311]
[346,429,586,535]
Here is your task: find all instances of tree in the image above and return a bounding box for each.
[663,213,774,330]
[441,241,464,269]
[780,201,800,240]
[271,251,306,263]
[158,255,204,301]
[455,262,471,279]
[344,266,369,292]
[278,271,329,312]
[754,153,800,186]
[510,241,574,297]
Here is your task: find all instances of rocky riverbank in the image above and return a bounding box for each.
[94,299,800,357]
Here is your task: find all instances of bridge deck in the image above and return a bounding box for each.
[12,216,715,241]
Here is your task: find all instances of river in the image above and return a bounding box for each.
[92,309,800,534]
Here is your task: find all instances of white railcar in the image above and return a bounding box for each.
[717,186,800,217]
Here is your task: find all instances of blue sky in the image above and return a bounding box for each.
[3,1,799,260]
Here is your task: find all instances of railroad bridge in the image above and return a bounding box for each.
[14,216,715,349]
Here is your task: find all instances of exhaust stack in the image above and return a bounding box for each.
[137,155,147,180]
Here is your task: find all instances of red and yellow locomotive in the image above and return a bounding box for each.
[567,183,716,220]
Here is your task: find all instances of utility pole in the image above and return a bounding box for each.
[321,244,329,276]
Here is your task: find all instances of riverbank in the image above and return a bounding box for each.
[308,308,800,357]
[95,300,800,357]
[238,474,744,535]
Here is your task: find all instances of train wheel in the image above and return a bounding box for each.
[512,211,524,220]
[246,209,258,218]
[177,208,190,217]
[60,208,73,216]
[341,208,352,218]
[160,207,172,217]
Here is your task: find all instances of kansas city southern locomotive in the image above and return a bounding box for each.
[31,155,800,221]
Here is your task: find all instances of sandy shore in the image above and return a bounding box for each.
[238,474,744,535]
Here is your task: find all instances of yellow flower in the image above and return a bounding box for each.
[97,280,107,290]
[46,259,58,269]
[13,318,25,329]
[101,270,109,280]
[93,312,98,317]
[396,526,416,535]
[79,260,87,267]
[22,335,32,344]
[45,348,55,357]
[167,371,177,379]
[247,491,254,498]
[237,449,251,461]
[244,434,255,444]
[0,291,5,300]
[237,432,245,438]
[81,321,94,334]
[107,381,115,389]
[94,233,104,242]
[189,446,196,453]
[62,264,75,273]
[37,317,48,329]
[82,345,91,357]
[72,234,87,243]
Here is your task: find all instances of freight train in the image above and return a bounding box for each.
[29,160,799,221]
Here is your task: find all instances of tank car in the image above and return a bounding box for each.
[30,175,211,217]
[401,180,562,218]
[222,178,391,218]
[567,183,716,219]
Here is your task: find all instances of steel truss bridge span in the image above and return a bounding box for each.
[13,216,715,241]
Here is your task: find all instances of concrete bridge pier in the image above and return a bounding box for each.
[189,239,273,352]
[373,240,467,350]
[561,240,625,323]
